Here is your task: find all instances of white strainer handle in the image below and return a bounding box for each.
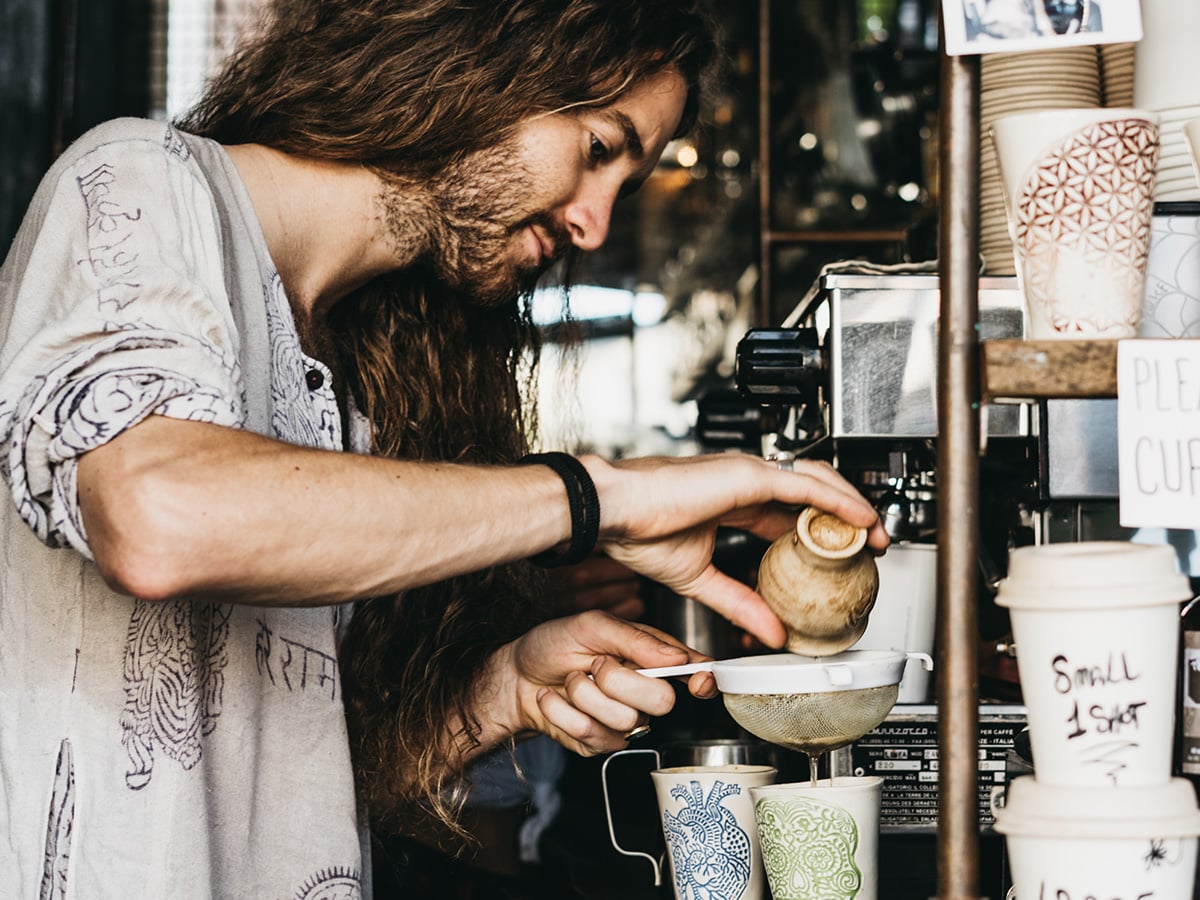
[824,664,854,686]
[636,661,715,678]
[907,651,935,671]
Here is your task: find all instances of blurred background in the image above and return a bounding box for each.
[0,0,943,461]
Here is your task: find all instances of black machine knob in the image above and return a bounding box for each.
[734,328,825,404]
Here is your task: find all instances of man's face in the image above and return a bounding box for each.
[419,69,688,304]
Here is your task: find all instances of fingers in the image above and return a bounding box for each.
[784,461,889,552]
[535,687,624,755]
[673,566,787,650]
[535,658,677,755]
[688,670,718,699]
[568,609,692,668]
[786,462,879,517]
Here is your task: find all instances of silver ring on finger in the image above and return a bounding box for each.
[622,723,652,741]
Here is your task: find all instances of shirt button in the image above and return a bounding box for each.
[305,369,325,391]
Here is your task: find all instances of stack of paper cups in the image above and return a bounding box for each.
[992,542,1200,898]
[1135,0,1200,201]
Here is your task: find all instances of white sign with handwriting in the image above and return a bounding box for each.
[1118,340,1200,529]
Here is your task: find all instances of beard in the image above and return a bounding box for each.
[380,140,572,306]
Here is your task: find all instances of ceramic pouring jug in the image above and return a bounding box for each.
[755,506,879,657]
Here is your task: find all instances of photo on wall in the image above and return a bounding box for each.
[942,0,1142,55]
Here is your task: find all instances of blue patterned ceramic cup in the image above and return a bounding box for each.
[645,764,777,900]
[751,777,883,900]
[602,749,778,897]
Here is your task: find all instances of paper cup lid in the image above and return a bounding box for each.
[994,776,1200,839]
[710,649,932,695]
[996,542,1190,609]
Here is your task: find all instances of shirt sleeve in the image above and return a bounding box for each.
[0,130,246,557]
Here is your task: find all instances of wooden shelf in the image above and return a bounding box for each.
[981,339,1119,402]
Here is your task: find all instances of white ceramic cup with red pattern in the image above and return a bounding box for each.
[990,108,1160,340]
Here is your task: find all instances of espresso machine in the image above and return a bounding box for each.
[705,271,1102,897]
[620,270,1143,898]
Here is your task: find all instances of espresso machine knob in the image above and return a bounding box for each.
[734,328,825,404]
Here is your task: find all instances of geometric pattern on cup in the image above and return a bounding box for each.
[1015,118,1159,335]
[755,797,861,899]
[663,780,752,900]
[1141,214,1200,337]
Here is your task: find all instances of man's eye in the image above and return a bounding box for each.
[589,135,610,163]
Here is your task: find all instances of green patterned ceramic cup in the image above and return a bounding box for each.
[751,777,883,900]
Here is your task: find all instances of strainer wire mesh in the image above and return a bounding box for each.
[722,684,899,753]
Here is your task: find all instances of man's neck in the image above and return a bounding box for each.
[223,144,425,325]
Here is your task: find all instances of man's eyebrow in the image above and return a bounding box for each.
[605,109,645,160]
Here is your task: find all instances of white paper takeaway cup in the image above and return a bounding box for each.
[995,542,1190,786]
[994,776,1200,899]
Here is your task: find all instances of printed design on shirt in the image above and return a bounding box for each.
[162,125,190,160]
[39,738,75,900]
[0,338,239,553]
[76,160,144,313]
[292,866,362,900]
[0,134,246,554]
[263,274,341,450]
[120,599,232,790]
[255,617,340,701]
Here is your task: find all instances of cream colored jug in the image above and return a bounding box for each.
[756,506,879,656]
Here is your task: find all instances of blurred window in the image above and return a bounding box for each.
[157,0,266,119]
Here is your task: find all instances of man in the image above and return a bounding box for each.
[0,1,887,897]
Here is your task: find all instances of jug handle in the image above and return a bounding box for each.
[601,748,664,886]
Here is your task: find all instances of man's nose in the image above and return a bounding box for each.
[564,180,617,251]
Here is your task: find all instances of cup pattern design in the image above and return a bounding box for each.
[663,780,752,900]
[756,797,862,899]
[1014,118,1159,335]
[1141,212,1200,337]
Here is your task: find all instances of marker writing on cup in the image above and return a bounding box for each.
[1052,651,1146,738]
[1037,886,1154,900]
[1050,651,1146,780]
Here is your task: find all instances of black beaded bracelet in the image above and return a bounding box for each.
[517,452,600,567]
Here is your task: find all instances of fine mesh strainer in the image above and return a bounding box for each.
[639,650,933,754]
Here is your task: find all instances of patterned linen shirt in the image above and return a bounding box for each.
[0,118,368,900]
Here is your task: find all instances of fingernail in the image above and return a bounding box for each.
[536,688,550,702]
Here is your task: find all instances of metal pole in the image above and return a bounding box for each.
[757,0,772,328]
[936,32,983,900]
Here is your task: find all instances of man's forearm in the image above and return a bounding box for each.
[78,415,577,604]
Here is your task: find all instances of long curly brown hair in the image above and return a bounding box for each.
[178,0,718,835]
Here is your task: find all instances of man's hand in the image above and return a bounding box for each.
[588,453,888,650]
[479,610,716,757]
